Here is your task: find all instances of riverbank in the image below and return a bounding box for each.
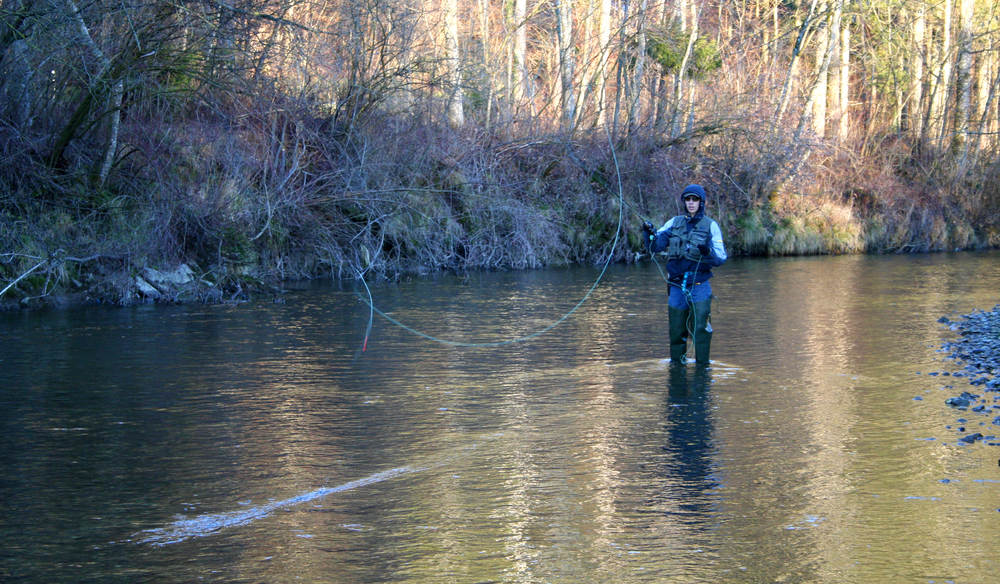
[937,306,1000,445]
[4,116,999,311]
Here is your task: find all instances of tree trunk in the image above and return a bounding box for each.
[973,59,1000,155]
[797,0,836,141]
[976,48,998,153]
[684,2,700,135]
[836,0,850,143]
[444,0,464,128]
[556,0,575,130]
[479,0,492,130]
[809,1,830,138]
[954,0,974,155]
[61,0,122,188]
[595,0,611,126]
[670,0,698,139]
[2,37,33,131]
[612,0,631,138]
[775,0,820,129]
[512,0,529,108]
[652,0,670,132]
[933,0,953,148]
[909,2,925,144]
[1,0,34,132]
[627,0,648,135]
[98,79,124,188]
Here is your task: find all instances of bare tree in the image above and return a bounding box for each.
[670,0,698,139]
[809,0,830,138]
[954,0,974,154]
[0,0,35,131]
[556,0,576,130]
[909,1,926,144]
[595,0,612,126]
[835,0,850,143]
[628,0,649,135]
[513,0,530,111]
[932,0,953,149]
[774,0,820,130]
[444,0,464,127]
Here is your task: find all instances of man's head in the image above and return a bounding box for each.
[681,184,705,216]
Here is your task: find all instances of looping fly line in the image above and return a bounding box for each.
[356,129,625,350]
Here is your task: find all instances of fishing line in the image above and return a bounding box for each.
[355,128,626,349]
[357,270,375,352]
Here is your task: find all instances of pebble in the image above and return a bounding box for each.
[946,397,971,408]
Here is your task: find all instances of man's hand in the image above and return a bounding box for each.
[641,221,655,238]
[697,242,711,256]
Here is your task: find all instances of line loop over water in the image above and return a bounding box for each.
[356,129,626,348]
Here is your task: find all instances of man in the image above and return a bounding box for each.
[641,184,727,366]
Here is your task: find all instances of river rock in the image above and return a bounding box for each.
[132,264,200,301]
[134,276,162,299]
[142,264,195,286]
[946,396,971,408]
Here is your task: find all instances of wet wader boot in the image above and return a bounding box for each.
[668,306,689,364]
[692,299,712,365]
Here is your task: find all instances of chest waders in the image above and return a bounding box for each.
[668,282,712,365]
[665,218,714,365]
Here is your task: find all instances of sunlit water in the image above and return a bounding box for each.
[2,252,999,583]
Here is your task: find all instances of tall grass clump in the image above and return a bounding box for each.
[767,191,862,256]
[731,205,771,256]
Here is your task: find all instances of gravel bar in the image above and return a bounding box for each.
[935,305,1000,446]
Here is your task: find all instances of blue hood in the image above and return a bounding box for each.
[681,184,706,215]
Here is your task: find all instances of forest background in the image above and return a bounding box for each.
[2,0,999,306]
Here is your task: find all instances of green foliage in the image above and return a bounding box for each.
[734,206,772,256]
[647,25,722,78]
[690,38,722,79]
[647,33,682,73]
[150,48,208,99]
[220,226,256,265]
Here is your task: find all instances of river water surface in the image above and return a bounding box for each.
[2,252,999,583]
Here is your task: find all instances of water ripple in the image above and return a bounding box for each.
[132,466,421,546]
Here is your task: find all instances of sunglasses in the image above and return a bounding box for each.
[683,196,701,202]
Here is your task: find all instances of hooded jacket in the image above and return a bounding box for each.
[647,184,727,284]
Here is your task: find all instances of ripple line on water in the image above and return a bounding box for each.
[132,465,422,546]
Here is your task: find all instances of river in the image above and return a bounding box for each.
[2,252,999,583]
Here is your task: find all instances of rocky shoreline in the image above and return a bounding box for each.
[0,259,280,311]
[934,306,1000,446]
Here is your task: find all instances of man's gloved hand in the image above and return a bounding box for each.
[697,242,711,256]
[641,221,655,238]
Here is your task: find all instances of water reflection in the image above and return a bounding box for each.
[663,365,717,516]
[2,253,1000,583]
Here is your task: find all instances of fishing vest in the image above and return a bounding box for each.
[665,215,713,263]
